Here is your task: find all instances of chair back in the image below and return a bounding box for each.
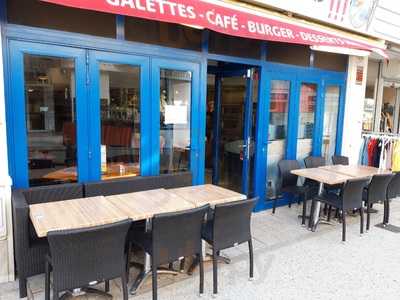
[23,183,84,205]
[84,172,192,197]
[48,219,131,292]
[212,198,258,250]
[278,160,301,189]
[332,155,349,165]
[341,178,369,210]
[387,172,400,200]
[304,156,326,168]
[366,174,394,203]
[152,205,209,265]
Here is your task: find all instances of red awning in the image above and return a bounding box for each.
[40,0,387,57]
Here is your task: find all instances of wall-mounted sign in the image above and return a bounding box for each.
[356,65,364,85]
[165,105,188,125]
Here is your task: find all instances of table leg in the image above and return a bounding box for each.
[310,183,336,232]
[129,219,179,295]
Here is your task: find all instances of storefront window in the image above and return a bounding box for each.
[160,69,192,174]
[380,84,399,133]
[297,83,316,161]
[363,60,380,131]
[322,86,340,162]
[267,80,290,198]
[24,54,77,186]
[99,63,140,180]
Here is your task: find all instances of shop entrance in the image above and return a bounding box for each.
[205,61,258,195]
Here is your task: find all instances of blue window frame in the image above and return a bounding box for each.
[7,40,89,188]
[151,58,201,183]
[88,51,151,179]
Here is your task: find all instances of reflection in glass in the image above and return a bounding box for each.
[100,63,140,180]
[297,83,316,161]
[267,80,290,198]
[322,86,339,162]
[380,85,396,133]
[25,54,77,186]
[160,69,191,174]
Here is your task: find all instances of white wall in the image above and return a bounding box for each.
[0,26,14,283]
[341,55,369,164]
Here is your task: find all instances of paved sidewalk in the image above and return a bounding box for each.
[1,201,400,300]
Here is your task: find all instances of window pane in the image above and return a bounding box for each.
[160,69,192,174]
[322,86,340,162]
[267,80,290,198]
[25,55,77,186]
[100,63,140,180]
[380,85,396,133]
[297,83,316,161]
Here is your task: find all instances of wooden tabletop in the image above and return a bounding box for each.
[29,196,128,238]
[320,165,391,178]
[168,184,247,207]
[291,168,354,185]
[106,189,195,221]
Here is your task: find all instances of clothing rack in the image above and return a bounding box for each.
[362,131,400,140]
[360,132,400,172]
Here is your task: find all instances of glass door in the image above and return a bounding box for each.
[322,85,341,162]
[207,67,258,195]
[266,78,292,198]
[296,81,319,162]
[88,51,150,181]
[151,59,201,183]
[8,41,88,188]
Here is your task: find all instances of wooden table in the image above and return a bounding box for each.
[292,168,354,231]
[292,165,392,232]
[29,196,128,238]
[320,165,391,178]
[168,184,247,207]
[106,189,195,221]
[291,168,354,186]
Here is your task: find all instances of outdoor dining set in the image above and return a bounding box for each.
[12,172,256,300]
[273,155,400,242]
[11,156,400,300]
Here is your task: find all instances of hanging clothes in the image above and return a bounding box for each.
[367,138,378,167]
[386,141,393,170]
[392,140,400,172]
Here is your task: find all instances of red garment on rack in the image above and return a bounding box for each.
[367,138,378,167]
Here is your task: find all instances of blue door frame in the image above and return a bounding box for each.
[88,51,151,179]
[208,65,256,196]
[151,58,202,182]
[7,40,89,188]
[3,23,347,213]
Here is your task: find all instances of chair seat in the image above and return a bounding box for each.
[315,192,342,209]
[281,185,308,196]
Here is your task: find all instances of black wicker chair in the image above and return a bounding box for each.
[312,178,368,241]
[132,205,209,300]
[202,198,258,295]
[12,183,84,298]
[363,174,394,230]
[332,155,349,165]
[274,160,317,225]
[384,172,400,225]
[84,172,193,274]
[45,219,131,300]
